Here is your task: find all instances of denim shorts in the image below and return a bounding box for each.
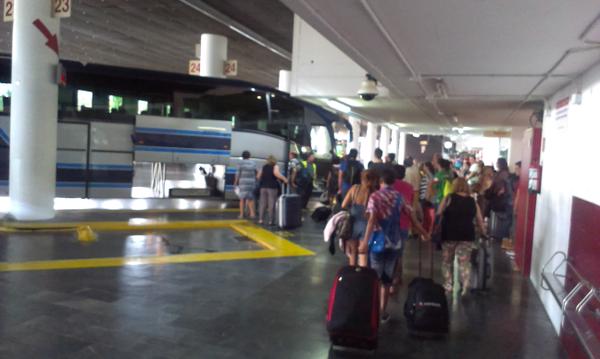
[369,248,400,286]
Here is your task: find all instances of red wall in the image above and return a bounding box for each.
[560,197,600,358]
[514,128,542,276]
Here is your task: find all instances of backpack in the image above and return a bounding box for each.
[295,161,311,188]
[343,160,362,186]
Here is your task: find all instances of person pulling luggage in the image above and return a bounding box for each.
[340,169,379,266]
[437,177,486,295]
[359,169,430,323]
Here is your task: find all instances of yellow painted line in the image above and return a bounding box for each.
[63,208,239,215]
[1,219,249,232]
[0,222,314,272]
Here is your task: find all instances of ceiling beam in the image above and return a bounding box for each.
[176,0,292,61]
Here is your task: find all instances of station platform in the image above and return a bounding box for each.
[0,200,565,358]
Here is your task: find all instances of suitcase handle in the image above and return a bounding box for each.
[417,230,435,279]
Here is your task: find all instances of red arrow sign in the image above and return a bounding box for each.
[32,19,59,55]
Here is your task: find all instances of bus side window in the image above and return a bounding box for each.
[310,125,332,159]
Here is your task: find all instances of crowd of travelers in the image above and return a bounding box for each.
[235,147,520,323]
[233,150,318,222]
[332,148,520,322]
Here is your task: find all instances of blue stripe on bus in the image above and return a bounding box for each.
[134,146,230,155]
[136,127,231,138]
[57,163,86,170]
[56,181,86,188]
[90,164,133,171]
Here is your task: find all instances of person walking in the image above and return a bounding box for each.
[234,150,257,219]
[359,169,429,323]
[257,155,288,225]
[296,152,317,209]
[437,178,486,295]
[368,148,386,175]
[340,170,379,266]
[338,148,363,199]
[485,158,514,241]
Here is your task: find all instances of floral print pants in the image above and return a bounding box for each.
[442,241,474,293]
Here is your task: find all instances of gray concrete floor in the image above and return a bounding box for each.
[0,208,565,358]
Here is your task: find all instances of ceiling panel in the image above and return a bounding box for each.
[368,0,600,75]
[445,76,541,97]
[281,0,600,130]
[0,0,292,87]
[553,48,600,76]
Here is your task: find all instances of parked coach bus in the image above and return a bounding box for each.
[0,58,348,199]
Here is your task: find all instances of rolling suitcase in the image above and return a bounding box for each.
[327,266,380,350]
[470,237,494,291]
[404,239,449,335]
[277,185,302,229]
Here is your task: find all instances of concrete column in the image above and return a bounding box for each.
[380,126,390,158]
[362,122,378,167]
[390,128,399,159]
[398,132,407,163]
[10,0,60,220]
[278,70,291,93]
[200,34,227,78]
[349,117,361,151]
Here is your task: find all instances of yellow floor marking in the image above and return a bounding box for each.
[1,219,248,232]
[0,221,314,272]
[63,208,240,215]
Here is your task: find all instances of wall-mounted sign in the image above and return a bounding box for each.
[4,0,72,22]
[224,60,238,76]
[3,0,13,22]
[52,0,72,18]
[53,0,72,18]
[188,60,201,76]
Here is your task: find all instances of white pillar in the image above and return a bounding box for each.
[200,34,227,78]
[278,70,291,93]
[362,122,378,167]
[9,0,60,220]
[349,117,361,151]
[380,127,390,158]
[390,128,399,159]
[398,132,407,163]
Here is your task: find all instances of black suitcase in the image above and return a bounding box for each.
[277,188,302,229]
[404,239,449,335]
[327,266,380,350]
[311,206,332,223]
[470,237,494,291]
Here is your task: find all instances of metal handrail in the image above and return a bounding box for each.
[541,251,600,359]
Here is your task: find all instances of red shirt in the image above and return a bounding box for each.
[393,179,413,230]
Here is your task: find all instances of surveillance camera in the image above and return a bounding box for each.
[357,74,379,101]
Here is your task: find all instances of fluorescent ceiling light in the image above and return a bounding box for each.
[337,97,365,108]
[326,99,351,114]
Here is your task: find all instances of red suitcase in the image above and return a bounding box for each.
[326,266,380,350]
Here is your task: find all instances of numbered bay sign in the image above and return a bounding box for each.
[53,0,71,18]
[3,0,13,22]
[189,60,201,76]
[3,0,71,21]
[224,60,238,76]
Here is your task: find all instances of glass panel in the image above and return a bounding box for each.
[137,100,149,115]
[311,125,332,157]
[109,95,123,113]
[77,89,93,111]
